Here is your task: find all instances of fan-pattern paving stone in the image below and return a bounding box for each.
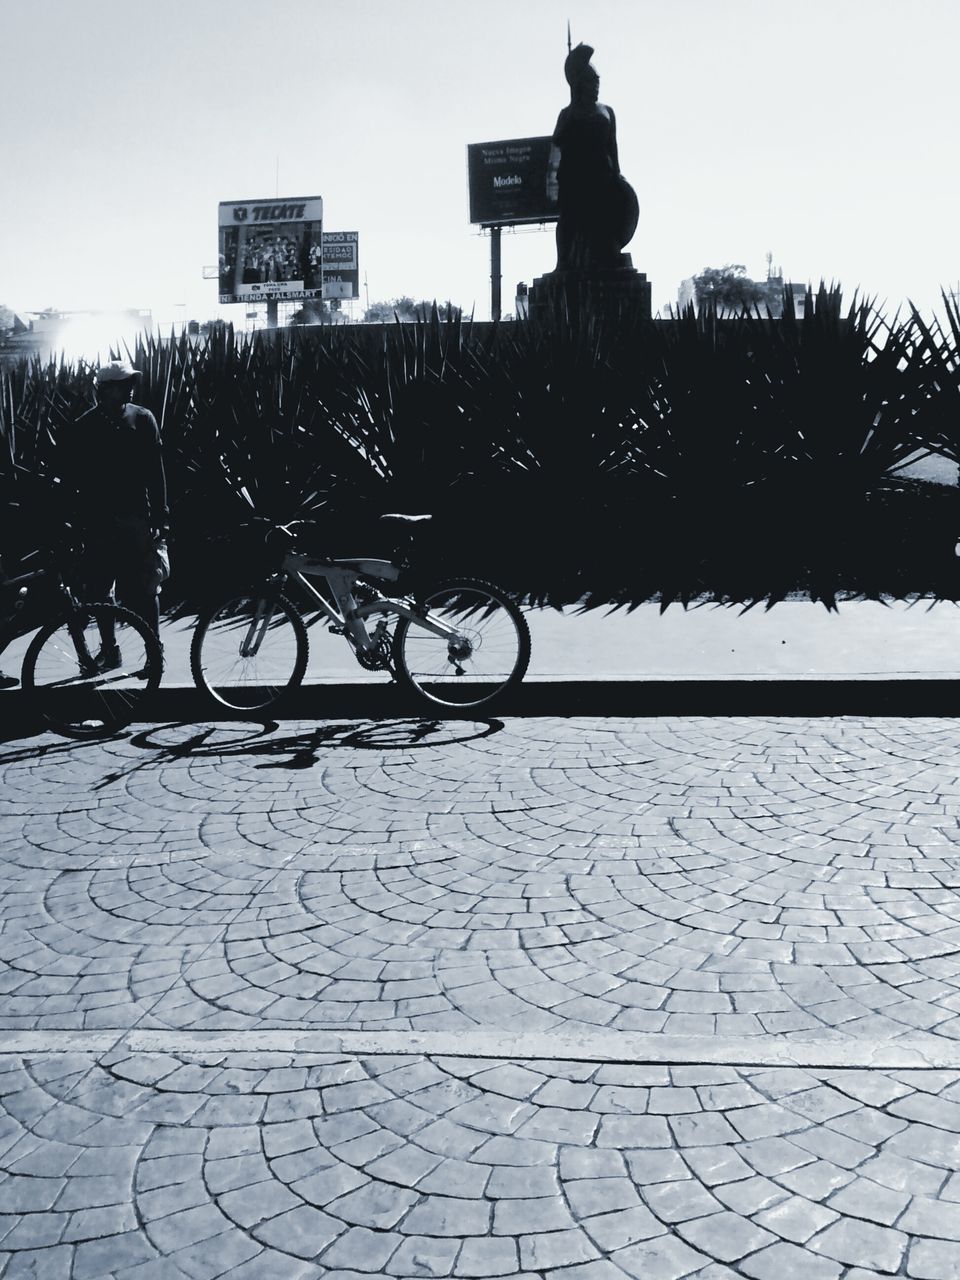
[2,713,960,1276]
[0,1051,959,1276]
[5,717,960,1040]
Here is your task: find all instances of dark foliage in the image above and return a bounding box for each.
[1,287,958,613]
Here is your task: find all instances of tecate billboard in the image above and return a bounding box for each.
[320,231,359,300]
[218,197,323,304]
[467,137,558,227]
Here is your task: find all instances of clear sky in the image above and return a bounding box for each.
[2,0,958,335]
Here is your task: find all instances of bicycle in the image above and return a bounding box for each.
[0,537,163,738]
[190,514,531,714]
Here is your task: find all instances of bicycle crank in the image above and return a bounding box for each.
[354,622,395,673]
[356,642,393,672]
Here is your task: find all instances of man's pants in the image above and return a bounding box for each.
[82,518,160,639]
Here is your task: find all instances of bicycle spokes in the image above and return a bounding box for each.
[191,593,308,712]
[393,580,530,709]
[24,605,160,738]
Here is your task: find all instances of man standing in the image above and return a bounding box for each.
[56,358,168,666]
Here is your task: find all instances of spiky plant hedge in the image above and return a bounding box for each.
[1,287,958,611]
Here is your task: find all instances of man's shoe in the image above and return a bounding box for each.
[0,671,19,690]
[77,654,99,679]
[132,643,163,680]
[95,644,122,673]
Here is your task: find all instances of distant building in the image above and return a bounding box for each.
[677,277,697,312]
[677,261,809,318]
[28,307,152,341]
[0,308,153,365]
[760,275,807,319]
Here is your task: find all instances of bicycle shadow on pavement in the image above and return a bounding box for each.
[0,717,503,783]
[136,717,501,763]
[0,728,112,766]
[81,717,505,787]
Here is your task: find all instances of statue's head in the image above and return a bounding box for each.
[564,42,599,104]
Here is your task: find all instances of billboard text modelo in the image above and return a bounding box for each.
[467,138,559,227]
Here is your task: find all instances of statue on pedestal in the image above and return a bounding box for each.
[546,42,639,273]
[529,38,650,320]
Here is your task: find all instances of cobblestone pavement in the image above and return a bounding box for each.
[2,715,960,1277]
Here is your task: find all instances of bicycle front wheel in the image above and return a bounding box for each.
[22,603,162,739]
[191,591,308,713]
[392,577,530,711]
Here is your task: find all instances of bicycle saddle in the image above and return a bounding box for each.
[380,513,432,523]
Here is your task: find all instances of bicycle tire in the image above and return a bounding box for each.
[191,590,308,713]
[22,602,163,739]
[392,577,530,712]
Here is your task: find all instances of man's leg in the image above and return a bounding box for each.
[0,556,21,685]
[80,529,118,651]
[114,521,161,639]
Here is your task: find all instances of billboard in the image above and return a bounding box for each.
[321,231,359,300]
[467,137,559,227]
[218,196,323,304]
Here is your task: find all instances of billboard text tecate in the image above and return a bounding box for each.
[218,197,323,304]
[467,138,558,227]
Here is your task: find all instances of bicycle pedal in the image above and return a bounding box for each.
[327,625,345,635]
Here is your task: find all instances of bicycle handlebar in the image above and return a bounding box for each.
[266,522,306,550]
[239,516,430,565]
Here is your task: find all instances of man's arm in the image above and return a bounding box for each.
[141,412,168,537]
[48,421,82,530]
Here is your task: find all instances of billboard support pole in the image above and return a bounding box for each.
[266,300,278,330]
[490,226,502,322]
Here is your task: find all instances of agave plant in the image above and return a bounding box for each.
[1,285,956,615]
[615,285,937,605]
[904,291,960,463]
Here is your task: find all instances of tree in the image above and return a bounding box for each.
[362,297,462,323]
[693,265,766,311]
[290,300,333,325]
[0,305,14,334]
[362,297,414,323]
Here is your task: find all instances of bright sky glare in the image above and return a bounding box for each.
[2,0,957,333]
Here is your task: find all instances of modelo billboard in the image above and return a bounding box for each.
[320,231,359,300]
[467,137,558,227]
[218,196,323,303]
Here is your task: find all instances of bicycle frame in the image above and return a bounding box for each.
[238,551,465,660]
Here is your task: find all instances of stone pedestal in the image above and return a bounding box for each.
[528,255,652,323]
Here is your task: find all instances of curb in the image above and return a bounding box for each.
[6,677,960,736]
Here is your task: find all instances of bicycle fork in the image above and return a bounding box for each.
[240,596,278,657]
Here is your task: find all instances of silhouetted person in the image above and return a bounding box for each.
[55,359,167,666]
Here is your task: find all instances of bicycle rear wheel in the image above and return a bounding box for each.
[22,603,162,739]
[191,591,308,713]
[392,578,530,711]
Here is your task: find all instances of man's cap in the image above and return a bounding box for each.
[96,359,141,384]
